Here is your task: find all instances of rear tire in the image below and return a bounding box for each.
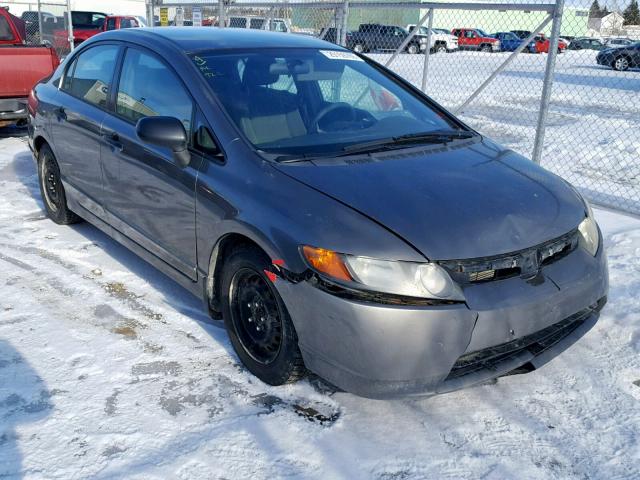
[407,44,418,54]
[353,43,365,53]
[481,44,492,53]
[37,144,82,225]
[221,245,305,385]
[435,44,447,54]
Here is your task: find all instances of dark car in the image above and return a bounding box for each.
[568,37,605,50]
[28,28,608,399]
[348,24,426,54]
[597,42,640,71]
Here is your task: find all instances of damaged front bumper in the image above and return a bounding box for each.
[274,240,608,399]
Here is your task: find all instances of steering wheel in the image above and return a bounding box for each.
[311,103,357,133]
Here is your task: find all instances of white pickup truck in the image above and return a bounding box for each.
[406,25,459,53]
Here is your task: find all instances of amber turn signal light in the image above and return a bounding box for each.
[302,246,353,282]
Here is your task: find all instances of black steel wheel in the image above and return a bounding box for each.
[221,246,305,385]
[230,268,283,364]
[37,144,82,225]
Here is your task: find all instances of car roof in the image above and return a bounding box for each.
[95,27,338,52]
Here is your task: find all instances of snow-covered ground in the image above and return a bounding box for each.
[1,124,639,478]
[375,49,640,215]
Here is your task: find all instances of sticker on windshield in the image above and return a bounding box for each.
[319,50,363,61]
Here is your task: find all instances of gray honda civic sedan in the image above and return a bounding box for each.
[28,28,608,398]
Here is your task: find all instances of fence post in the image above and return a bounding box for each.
[218,0,226,28]
[66,0,74,51]
[146,0,154,28]
[421,9,434,92]
[532,0,564,165]
[37,0,43,44]
[339,0,349,47]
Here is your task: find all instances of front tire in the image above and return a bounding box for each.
[37,144,82,225]
[481,44,493,53]
[221,246,305,385]
[407,44,418,54]
[613,55,630,71]
[353,43,365,53]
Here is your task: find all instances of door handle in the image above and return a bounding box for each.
[103,131,123,152]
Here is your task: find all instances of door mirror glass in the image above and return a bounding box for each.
[136,116,191,167]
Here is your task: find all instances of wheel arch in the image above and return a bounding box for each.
[205,230,289,318]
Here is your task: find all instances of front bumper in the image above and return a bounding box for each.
[275,242,608,399]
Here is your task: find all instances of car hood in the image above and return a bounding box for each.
[274,138,586,260]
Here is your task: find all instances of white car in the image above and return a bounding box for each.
[407,25,459,52]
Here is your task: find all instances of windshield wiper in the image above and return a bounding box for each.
[341,130,477,155]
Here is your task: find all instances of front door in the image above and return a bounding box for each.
[100,47,199,279]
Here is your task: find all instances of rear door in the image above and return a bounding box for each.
[100,46,199,279]
[50,43,120,216]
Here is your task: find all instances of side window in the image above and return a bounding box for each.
[106,18,116,30]
[61,45,119,108]
[0,16,14,41]
[121,18,134,29]
[250,18,265,29]
[116,49,193,134]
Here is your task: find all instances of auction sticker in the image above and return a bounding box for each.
[319,50,363,61]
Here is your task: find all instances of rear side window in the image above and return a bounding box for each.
[62,45,119,108]
[106,18,116,30]
[116,49,193,134]
[0,16,14,41]
[121,18,135,29]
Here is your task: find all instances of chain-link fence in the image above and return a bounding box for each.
[151,0,640,216]
[3,0,74,57]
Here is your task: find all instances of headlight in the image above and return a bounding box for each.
[302,246,465,301]
[577,201,600,256]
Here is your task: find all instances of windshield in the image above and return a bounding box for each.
[191,48,460,158]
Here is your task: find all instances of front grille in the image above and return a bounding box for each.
[445,298,606,381]
[439,229,579,284]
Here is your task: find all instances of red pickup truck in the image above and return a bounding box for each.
[452,28,501,52]
[0,7,60,127]
[53,12,140,50]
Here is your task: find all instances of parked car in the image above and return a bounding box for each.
[528,33,567,54]
[492,31,524,51]
[597,42,640,71]
[406,25,458,53]
[568,37,605,50]
[29,28,608,399]
[348,24,426,54]
[228,16,290,33]
[451,28,500,52]
[53,12,140,49]
[603,37,635,48]
[0,7,59,127]
[52,11,107,49]
[319,27,353,45]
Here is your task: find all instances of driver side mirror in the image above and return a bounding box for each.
[136,116,191,168]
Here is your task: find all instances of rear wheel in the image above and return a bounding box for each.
[481,44,492,53]
[613,55,630,71]
[435,44,448,54]
[353,43,365,53]
[221,246,305,385]
[407,44,419,54]
[37,144,82,225]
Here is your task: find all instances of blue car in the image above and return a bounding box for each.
[492,32,527,52]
